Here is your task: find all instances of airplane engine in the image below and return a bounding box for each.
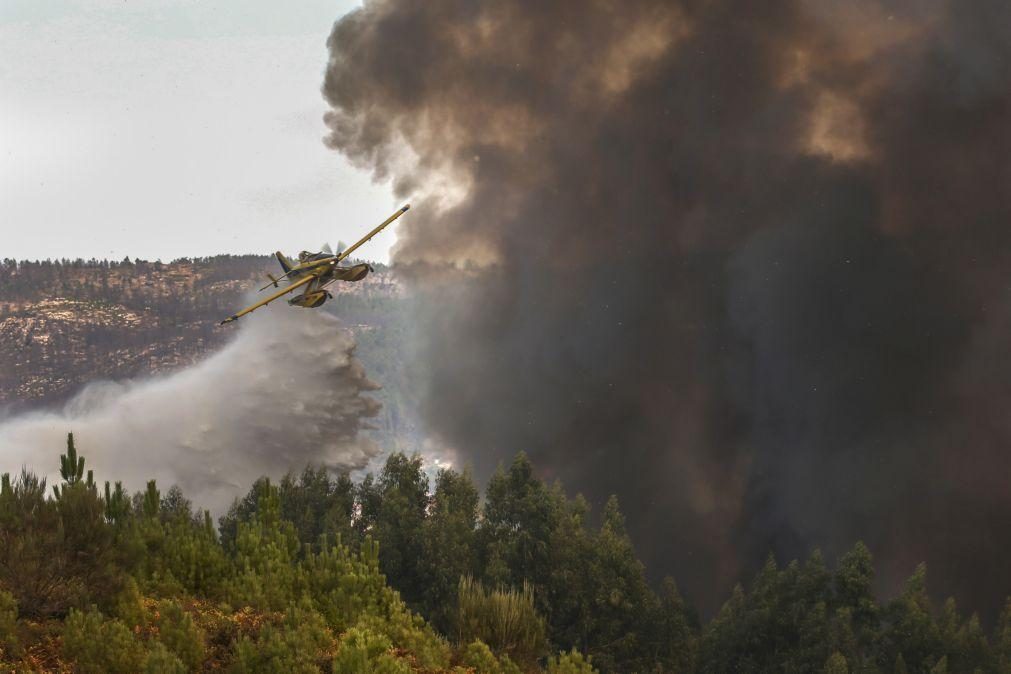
[334,262,371,282]
[289,290,331,308]
[347,263,369,282]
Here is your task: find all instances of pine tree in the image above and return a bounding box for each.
[144,642,186,674]
[995,598,1011,672]
[225,479,300,611]
[583,495,660,672]
[53,432,94,499]
[61,432,84,483]
[954,612,990,673]
[656,577,695,672]
[159,485,192,523]
[158,511,229,597]
[879,564,943,671]
[828,607,860,668]
[103,481,131,526]
[2,441,118,618]
[479,453,559,602]
[544,489,594,655]
[278,465,334,551]
[153,600,204,670]
[419,467,479,631]
[835,542,880,659]
[366,453,430,609]
[824,651,849,674]
[62,608,146,673]
[217,477,268,551]
[322,471,359,551]
[141,480,160,519]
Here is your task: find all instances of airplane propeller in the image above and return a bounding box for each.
[321,243,333,255]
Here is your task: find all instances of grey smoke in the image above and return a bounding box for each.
[0,306,381,513]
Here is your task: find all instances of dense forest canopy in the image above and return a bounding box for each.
[2,434,1009,672]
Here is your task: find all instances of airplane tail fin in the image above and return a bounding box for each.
[275,251,293,273]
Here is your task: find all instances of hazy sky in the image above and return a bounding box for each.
[0,0,399,263]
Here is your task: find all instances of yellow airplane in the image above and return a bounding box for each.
[220,205,409,325]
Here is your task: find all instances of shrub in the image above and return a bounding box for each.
[0,589,18,657]
[298,535,451,669]
[299,537,390,631]
[144,641,187,674]
[462,639,501,673]
[456,576,547,667]
[458,639,521,674]
[355,610,451,671]
[332,627,411,674]
[230,597,334,673]
[63,608,146,673]
[113,576,148,631]
[155,599,205,670]
[546,648,598,674]
[499,654,522,674]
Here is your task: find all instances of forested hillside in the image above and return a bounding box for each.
[0,256,268,405]
[3,259,1011,672]
[2,436,1010,673]
[0,257,417,450]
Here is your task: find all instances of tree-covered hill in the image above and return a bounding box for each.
[2,435,1010,673]
[0,257,416,449]
[0,256,272,406]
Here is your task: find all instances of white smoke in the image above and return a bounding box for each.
[0,305,381,513]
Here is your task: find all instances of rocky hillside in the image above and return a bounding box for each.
[0,257,408,421]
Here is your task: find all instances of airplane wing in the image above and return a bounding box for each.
[220,274,316,325]
[336,205,410,263]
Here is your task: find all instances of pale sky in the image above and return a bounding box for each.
[0,0,399,263]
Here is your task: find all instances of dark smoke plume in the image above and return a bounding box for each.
[323,0,1011,615]
[0,308,381,514]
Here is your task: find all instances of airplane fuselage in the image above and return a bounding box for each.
[284,255,372,308]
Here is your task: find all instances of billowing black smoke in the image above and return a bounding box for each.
[323,0,1011,615]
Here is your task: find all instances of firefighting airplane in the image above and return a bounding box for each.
[220,205,409,325]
